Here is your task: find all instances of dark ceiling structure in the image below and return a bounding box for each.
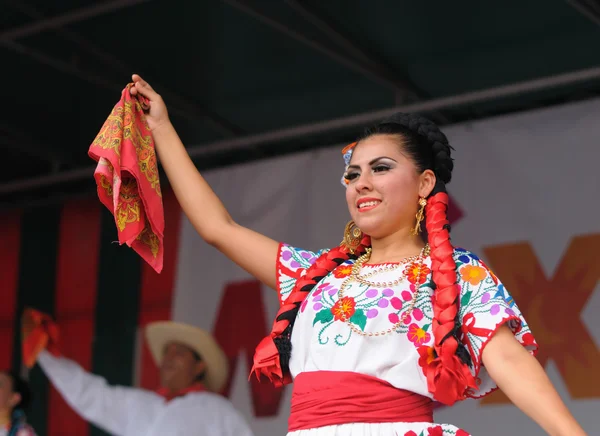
[1,0,600,208]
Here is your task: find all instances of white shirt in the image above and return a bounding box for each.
[38,351,254,436]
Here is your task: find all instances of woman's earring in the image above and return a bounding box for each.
[341,220,363,254]
[410,197,427,236]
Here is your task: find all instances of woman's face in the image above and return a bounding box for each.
[0,373,20,413]
[344,134,435,239]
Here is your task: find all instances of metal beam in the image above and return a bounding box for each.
[0,0,150,41]
[3,0,139,70]
[221,0,419,97]
[2,1,243,137]
[286,0,375,64]
[3,39,241,137]
[0,64,599,196]
[0,123,66,170]
[284,0,426,100]
[185,66,600,156]
[283,0,449,124]
[566,0,600,26]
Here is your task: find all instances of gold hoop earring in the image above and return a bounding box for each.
[410,197,427,236]
[341,220,363,254]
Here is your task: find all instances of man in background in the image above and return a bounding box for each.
[24,312,253,436]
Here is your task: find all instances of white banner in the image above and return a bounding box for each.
[171,98,600,435]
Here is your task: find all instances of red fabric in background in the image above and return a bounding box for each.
[48,199,101,436]
[0,211,21,371]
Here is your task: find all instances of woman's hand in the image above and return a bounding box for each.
[129,74,280,291]
[130,74,170,132]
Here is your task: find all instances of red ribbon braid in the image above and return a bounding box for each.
[423,193,477,405]
[251,236,370,386]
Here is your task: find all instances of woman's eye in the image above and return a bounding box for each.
[344,172,359,181]
[373,165,390,173]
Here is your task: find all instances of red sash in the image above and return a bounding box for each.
[289,371,433,431]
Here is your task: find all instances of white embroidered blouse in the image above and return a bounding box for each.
[277,245,537,436]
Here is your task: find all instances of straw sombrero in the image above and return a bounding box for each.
[145,321,228,392]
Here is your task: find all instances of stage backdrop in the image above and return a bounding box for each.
[1,97,599,435]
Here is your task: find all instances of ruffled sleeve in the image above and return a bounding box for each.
[276,243,328,306]
[454,249,538,398]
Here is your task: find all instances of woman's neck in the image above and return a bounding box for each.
[368,230,426,264]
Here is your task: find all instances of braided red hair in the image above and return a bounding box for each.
[423,192,477,405]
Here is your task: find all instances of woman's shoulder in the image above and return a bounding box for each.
[452,247,489,269]
[451,247,500,287]
[452,246,481,261]
[279,243,330,263]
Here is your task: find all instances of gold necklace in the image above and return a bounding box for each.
[337,244,429,337]
[351,249,427,288]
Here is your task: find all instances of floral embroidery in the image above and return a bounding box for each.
[300,298,309,313]
[455,247,479,262]
[387,295,404,324]
[402,426,470,436]
[277,244,327,303]
[417,345,436,374]
[333,264,353,278]
[332,296,356,320]
[281,247,316,269]
[477,258,499,285]
[522,332,535,346]
[387,284,428,327]
[459,264,487,286]
[408,323,431,346]
[402,427,448,436]
[444,251,536,397]
[311,279,418,345]
[405,262,431,284]
[494,283,515,307]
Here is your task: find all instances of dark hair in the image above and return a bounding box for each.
[190,350,206,383]
[360,113,454,187]
[252,113,475,405]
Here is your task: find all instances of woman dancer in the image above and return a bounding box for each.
[130,74,585,436]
